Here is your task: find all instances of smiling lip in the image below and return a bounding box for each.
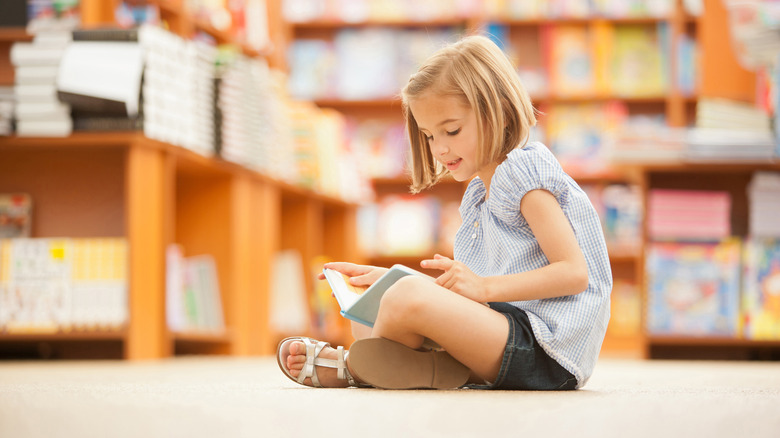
[445,158,462,171]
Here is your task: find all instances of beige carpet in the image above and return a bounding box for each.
[1,356,779,438]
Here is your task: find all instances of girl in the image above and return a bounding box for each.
[277,35,612,390]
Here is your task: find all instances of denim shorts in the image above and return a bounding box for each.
[468,302,577,390]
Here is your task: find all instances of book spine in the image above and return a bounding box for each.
[72,28,139,42]
[57,91,129,117]
[73,116,144,132]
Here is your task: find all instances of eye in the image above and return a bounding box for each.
[446,128,461,136]
[424,134,433,142]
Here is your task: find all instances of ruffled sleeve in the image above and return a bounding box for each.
[488,142,571,228]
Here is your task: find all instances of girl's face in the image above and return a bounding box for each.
[409,92,484,182]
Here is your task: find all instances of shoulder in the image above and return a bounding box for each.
[491,142,565,193]
[488,142,573,222]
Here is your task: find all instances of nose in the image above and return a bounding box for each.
[429,138,449,157]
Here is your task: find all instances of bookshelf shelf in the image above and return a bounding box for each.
[0,331,127,342]
[172,330,232,344]
[0,28,32,42]
[291,18,471,30]
[633,157,780,359]
[0,130,360,358]
[647,335,780,348]
[494,17,668,26]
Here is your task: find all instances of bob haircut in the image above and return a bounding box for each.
[401,35,537,193]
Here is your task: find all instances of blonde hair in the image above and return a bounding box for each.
[402,35,537,193]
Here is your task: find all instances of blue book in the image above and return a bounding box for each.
[322,264,432,327]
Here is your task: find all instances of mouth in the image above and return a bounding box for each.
[445,158,462,171]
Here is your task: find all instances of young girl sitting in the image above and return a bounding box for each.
[277,35,612,390]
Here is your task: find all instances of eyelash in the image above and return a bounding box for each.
[424,128,460,142]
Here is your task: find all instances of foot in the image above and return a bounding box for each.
[284,340,354,388]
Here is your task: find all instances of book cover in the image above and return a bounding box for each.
[547,25,594,97]
[742,238,780,339]
[646,239,742,336]
[610,24,667,97]
[0,194,32,238]
[323,264,432,327]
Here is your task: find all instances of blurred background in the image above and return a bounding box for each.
[0,0,779,363]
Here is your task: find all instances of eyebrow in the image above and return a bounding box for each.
[420,118,460,132]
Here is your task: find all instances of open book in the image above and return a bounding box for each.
[322,264,432,327]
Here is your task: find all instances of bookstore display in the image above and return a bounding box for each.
[1,0,779,360]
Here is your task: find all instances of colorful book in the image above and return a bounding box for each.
[0,194,32,238]
[742,238,780,339]
[646,239,742,336]
[610,24,667,97]
[547,25,595,97]
[647,189,731,241]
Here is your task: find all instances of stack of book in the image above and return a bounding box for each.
[165,245,225,334]
[607,116,687,163]
[57,28,144,132]
[10,22,74,136]
[0,87,13,136]
[218,53,296,180]
[647,189,731,241]
[687,98,776,161]
[748,172,780,237]
[141,25,216,156]
[0,238,128,333]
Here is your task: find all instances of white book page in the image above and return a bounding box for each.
[56,42,143,116]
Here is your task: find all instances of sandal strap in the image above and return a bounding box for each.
[300,337,331,387]
[294,337,371,388]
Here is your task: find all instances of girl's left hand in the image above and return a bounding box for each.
[421,254,487,302]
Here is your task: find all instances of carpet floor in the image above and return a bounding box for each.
[1,356,779,438]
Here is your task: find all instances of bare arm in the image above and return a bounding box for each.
[422,189,588,302]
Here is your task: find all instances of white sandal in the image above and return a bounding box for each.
[276,337,366,387]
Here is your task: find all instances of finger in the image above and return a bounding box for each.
[435,270,452,287]
[323,262,371,276]
[421,257,453,271]
[349,274,375,287]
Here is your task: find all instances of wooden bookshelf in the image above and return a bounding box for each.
[632,160,780,359]
[0,131,359,359]
[276,0,777,360]
[0,1,358,359]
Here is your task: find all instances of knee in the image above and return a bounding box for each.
[378,276,430,320]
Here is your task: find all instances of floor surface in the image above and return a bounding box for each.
[1,356,779,438]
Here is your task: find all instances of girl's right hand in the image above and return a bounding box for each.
[318,262,388,287]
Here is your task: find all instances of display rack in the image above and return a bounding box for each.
[277,0,772,358]
[0,0,358,359]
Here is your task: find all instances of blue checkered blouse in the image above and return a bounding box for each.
[454,142,612,388]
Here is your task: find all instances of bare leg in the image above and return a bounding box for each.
[370,276,509,383]
[351,320,372,340]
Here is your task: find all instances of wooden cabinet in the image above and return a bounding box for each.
[0,134,358,358]
[634,162,780,360]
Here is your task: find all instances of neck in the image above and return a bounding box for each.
[477,162,499,199]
